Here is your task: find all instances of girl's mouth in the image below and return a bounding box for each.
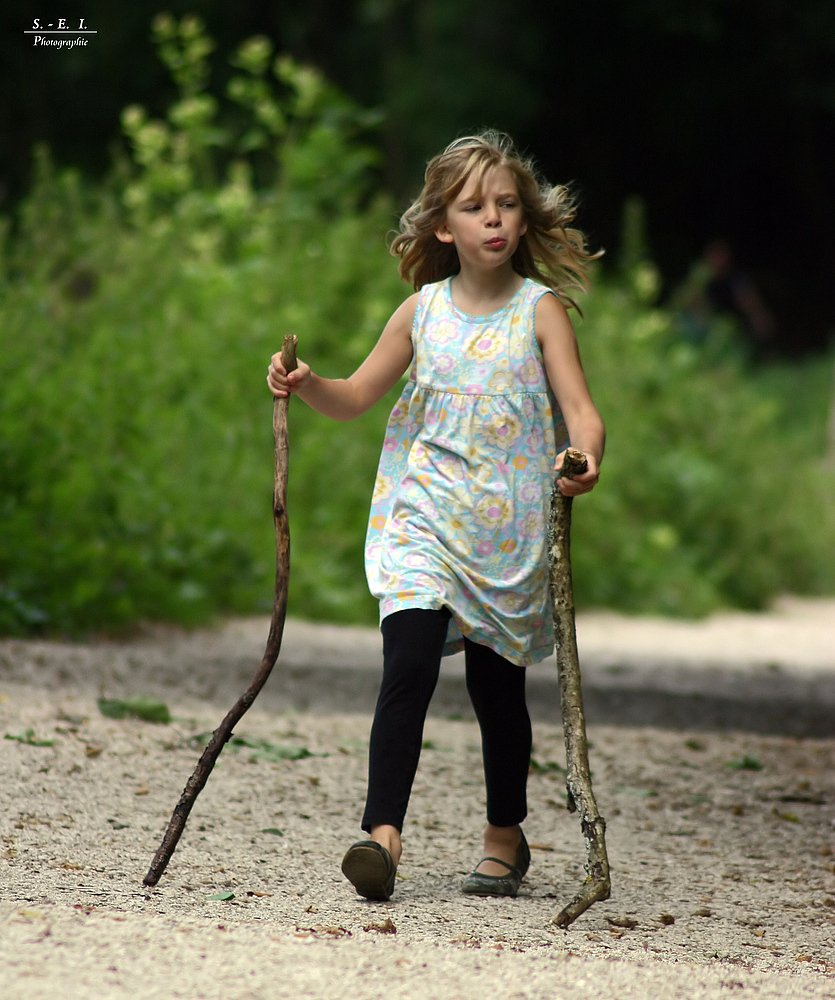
[485,237,507,248]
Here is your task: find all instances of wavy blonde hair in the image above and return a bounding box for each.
[390,131,600,309]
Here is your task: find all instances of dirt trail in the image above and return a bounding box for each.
[1,606,835,999]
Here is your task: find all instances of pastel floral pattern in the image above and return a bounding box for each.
[372,475,395,503]
[365,278,569,666]
[462,327,503,362]
[488,368,514,393]
[484,412,524,449]
[473,494,513,530]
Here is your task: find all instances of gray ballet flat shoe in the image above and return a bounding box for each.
[460,830,531,897]
[341,840,397,901]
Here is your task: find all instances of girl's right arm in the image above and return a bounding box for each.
[266,293,418,422]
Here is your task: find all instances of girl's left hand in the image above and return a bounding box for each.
[268,354,311,398]
[554,450,600,496]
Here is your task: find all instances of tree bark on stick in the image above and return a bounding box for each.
[547,447,611,928]
[143,335,298,889]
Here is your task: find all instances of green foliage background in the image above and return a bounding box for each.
[2,17,834,635]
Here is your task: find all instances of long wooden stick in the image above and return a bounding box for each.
[547,447,611,928]
[143,335,298,888]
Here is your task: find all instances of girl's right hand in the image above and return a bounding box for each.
[554,449,600,496]
[267,353,311,398]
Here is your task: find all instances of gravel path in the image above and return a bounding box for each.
[2,607,835,998]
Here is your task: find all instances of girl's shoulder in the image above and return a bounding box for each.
[412,278,450,327]
[416,278,450,301]
[523,280,572,325]
[522,278,557,305]
[390,290,421,330]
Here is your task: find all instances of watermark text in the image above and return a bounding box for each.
[25,18,97,48]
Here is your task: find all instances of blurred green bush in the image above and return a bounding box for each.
[572,266,835,614]
[1,17,833,635]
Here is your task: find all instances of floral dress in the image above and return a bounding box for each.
[364,277,568,666]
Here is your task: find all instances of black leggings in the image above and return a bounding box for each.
[361,608,531,833]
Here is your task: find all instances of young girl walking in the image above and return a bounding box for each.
[267,132,604,902]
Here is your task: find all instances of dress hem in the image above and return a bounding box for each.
[377,594,554,668]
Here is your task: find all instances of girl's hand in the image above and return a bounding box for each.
[555,450,600,497]
[267,353,311,398]
[263,293,415,420]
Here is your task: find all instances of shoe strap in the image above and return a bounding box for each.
[477,856,516,872]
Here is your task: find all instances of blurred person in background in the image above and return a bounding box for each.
[674,239,776,355]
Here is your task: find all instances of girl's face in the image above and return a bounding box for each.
[434,165,527,271]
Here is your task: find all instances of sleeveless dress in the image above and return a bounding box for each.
[364,277,569,666]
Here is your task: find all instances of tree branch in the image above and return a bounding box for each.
[547,447,611,928]
[142,335,298,888]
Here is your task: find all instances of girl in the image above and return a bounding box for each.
[267,132,604,901]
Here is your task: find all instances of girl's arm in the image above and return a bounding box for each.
[535,293,606,497]
[267,294,418,422]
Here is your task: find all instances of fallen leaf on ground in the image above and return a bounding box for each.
[449,935,480,946]
[4,728,54,747]
[187,733,316,762]
[529,759,565,774]
[613,786,658,797]
[772,808,799,823]
[725,755,763,771]
[364,918,396,934]
[98,697,171,724]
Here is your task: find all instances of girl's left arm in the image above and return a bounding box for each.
[536,293,605,497]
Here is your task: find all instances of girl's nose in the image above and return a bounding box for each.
[485,204,501,226]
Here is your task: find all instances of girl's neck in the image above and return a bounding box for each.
[449,264,525,317]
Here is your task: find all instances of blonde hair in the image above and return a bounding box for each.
[390,131,600,309]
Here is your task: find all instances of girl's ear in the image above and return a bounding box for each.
[434,221,455,244]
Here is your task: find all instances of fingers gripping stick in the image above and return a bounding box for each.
[143,335,298,888]
[547,447,611,928]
